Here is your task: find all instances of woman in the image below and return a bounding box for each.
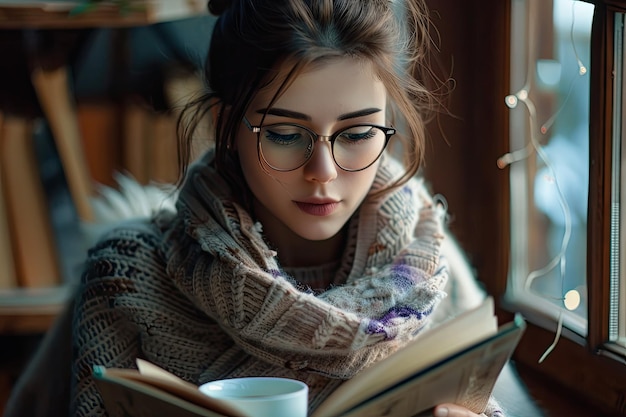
[71,0,504,416]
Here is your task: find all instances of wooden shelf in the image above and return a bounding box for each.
[0,0,207,29]
[0,286,72,334]
[0,0,205,335]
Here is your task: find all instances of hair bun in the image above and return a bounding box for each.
[208,0,232,15]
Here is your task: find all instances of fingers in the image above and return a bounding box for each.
[433,403,486,417]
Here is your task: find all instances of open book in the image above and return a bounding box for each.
[93,297,525,417]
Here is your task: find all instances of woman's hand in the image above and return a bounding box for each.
[433,403,486,417]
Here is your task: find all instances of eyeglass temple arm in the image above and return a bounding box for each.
[242,116,261,133]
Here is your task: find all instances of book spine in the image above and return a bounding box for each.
[0,113,18,290]
[123,99,181,186]
[0,115,61,288]
[30,65,95,221]
[77,100,123,188]
[149,111,178,185]
[122,98,151,185]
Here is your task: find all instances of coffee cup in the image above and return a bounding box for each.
[199,377,308,417]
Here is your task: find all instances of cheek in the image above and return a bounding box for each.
[353,161,380,195]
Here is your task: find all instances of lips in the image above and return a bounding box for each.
[295,201,339,216]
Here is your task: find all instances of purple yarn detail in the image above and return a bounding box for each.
[390,264,427,290]
[366,305,432,339]
[268,269,282,278]
[391,264,413,291]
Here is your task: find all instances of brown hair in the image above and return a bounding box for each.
[178,0,446,198]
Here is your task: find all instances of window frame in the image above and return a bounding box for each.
[506,1,626,415]
[423,0,626,415]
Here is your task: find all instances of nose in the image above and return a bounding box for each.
[302,139,338,183]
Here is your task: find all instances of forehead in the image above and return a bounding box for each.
[250,57,387,119]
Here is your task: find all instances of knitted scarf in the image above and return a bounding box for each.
[164,151,449,381]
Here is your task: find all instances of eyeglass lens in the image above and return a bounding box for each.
[258,124,388,171]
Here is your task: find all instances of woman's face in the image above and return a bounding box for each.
[236,57,387,246]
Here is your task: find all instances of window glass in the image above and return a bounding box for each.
[505,0,594,336]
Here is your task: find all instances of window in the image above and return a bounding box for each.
[422,0,626,413]
[505,0,593,344]
[503,0,626,414]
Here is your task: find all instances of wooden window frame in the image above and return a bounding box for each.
[424,0,626,415]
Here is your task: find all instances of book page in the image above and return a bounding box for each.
[94,371,227,417]
[312,298,498,417]
[136,358,193,388]
[94,365,245,417]
[335,318,525,417]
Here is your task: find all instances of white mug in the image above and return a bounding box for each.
[199,377,309,417]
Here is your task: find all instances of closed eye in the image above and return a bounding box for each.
[337,127,379,143]
[263,126,308,146]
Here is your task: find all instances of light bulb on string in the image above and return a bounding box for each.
[505,94,519,109]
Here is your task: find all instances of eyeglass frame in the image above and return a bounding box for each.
[242,116,396,172]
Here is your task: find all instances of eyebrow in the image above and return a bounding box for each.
[255,107,382,121]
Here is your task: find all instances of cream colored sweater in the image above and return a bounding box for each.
[71,151,502,417]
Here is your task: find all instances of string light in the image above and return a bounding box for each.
[500,0,590,363]
[505,94,519,109]
[564,289,581,310]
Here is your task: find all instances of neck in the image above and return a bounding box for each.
[253,203,347,268]
[272,229,347,268]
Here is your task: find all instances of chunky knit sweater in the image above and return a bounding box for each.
[71,151,504,417]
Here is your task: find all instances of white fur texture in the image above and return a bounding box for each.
[81,173,178,248]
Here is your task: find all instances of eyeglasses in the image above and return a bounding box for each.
[243,117,395,172]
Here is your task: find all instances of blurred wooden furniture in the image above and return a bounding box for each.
[0,0,207,327]
[0,0,206,29]
[0,4,208,414]
[0,287,72,334]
